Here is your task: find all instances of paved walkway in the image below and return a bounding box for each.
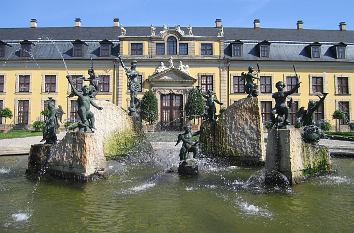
[0,132,353,156]
[0,132,65,156]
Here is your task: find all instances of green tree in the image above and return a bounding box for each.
[185,87,205,121]
[0,107,13,125]
[333,110,345,132]
[140,90,158,124]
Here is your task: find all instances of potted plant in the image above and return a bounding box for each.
[185,87,205,129]
[140,90,158,132]
[0,107,13,133]
[332,110,345,132]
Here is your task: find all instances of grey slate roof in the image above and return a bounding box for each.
[0,27,120,41]
[2,41,119,60]
[1,25,354,62]
[223,27,354,43]
[1,26,354,43]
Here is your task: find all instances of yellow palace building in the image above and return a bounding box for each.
[0,18,353,130]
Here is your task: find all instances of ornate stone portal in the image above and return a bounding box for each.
[148,60,196,129]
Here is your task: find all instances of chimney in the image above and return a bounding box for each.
[215,19,222,28]
[113,18,120,27]
[75,18,81,27]
[30,19,37,28]
[297,20,304,30]
[254,19,260,29]
[339,22,347,31]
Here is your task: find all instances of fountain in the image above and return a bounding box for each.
[265,81,331,185]
[27,63,148,181]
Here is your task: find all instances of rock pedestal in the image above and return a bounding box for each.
[178,158,198,176]
[199,97,265,165]
[265,128,331,185]
[27,144,52,176]
[28,100,139,181]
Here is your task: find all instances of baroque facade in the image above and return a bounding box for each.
[0,18,353,130]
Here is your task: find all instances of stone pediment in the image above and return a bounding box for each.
[148,68,196,86]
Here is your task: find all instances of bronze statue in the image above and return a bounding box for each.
[176,124,200,161]
[296,93,328,127]
[203,90,223,122]
[41,97,63,144]
[117,55,140,117]
[271,81,301,128]
[84,66,99,98]
[66,75,103,132]
[67,65,99,98]
[241,66,259,97]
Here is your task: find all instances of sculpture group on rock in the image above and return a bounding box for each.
[66,73,103,132]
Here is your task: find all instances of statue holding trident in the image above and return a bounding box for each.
[117,54,140,117]
[66,75,103,132]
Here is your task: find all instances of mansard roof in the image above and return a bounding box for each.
[0,27,120,41]
[1,26,354,43]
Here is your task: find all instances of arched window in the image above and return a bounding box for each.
[167,36,177,55]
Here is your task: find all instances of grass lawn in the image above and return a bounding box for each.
[0,129,42,139]
[325,131,354,138]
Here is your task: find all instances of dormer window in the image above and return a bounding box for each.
[231,40,243,57]
[334,42,347,59]
[99,39,113,57]
[258,40,271,58]
[72,39,87,57]
[167,36,177,55]
[309,42,321,58]
[0,41,10,58]
[20,40,33,57]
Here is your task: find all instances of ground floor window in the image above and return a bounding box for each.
[0,100,3,124]
[18,100,29,124]
[261,101,272,124]
[288,101,299,125]
[338,101,350,125]
[314,102,324,123]
[70,100,79,122]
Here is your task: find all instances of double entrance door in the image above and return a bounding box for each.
[160,94,183,130]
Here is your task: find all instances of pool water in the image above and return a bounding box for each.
[0,154,353,233]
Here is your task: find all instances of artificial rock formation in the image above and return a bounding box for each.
[200,97,265,165]
[265,128,331,185]
[28,100,137,180]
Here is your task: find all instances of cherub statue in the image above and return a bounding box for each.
[187,25,193,36]
[296,93,328,127]
[150,25,156,36]
[121,26,126,36]
[83,65,99,98]
[176,123,200,161]
[155,62,167,73]
[271,81,301,128]
[117,55,140,116]
[241,66,259,97]
[203,89,223,122]
[168,57,174,68]
[66,75,103,132]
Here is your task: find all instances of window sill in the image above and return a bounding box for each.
[41,92,58,94]
[15,92,32,94]
[96,92,112,95]
[0,92,6,95]
[335,93,351,96]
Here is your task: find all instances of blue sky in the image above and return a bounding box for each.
[0,0,353,30]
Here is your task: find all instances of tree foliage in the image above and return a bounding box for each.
[332,110,345,120]
[185,87,205,120]
[0,107,13,124]
[140,90,158,124]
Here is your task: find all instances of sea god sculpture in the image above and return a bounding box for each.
[66,75,103,132]
[271,81,301,128]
